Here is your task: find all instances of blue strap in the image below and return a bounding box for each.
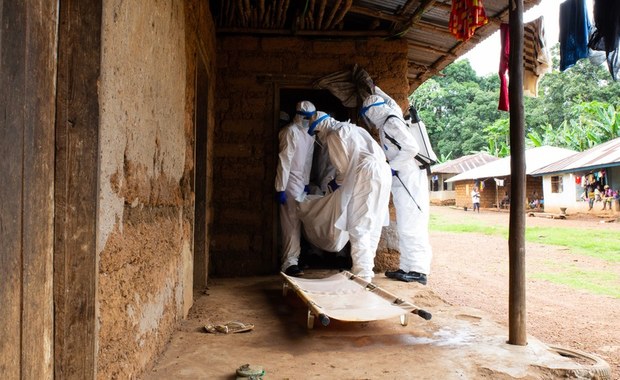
[308,114,330,135]
[359,101,386,117]
[296,110,316,118]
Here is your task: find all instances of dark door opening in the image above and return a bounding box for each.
[193,57,209,290]
[278,88,353,271]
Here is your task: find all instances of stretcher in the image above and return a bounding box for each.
[281,271,432,329]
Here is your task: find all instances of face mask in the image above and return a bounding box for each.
[302,119,310,129]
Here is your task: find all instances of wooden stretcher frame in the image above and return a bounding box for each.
[281,271,432,329]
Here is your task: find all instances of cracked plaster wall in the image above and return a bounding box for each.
[95,0,197,378]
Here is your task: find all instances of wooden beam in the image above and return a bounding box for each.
[348,4,405,23]
[396,0,419,16]
[54,0,101,377]
[408,61,430,72]
[396,0,438,35]
[21,2,58,379]
[0,2,58,379]
[217,27,389,37]
[323,0,341,29]
[328,0,352,30]
[417,20,453,36]
[0,2,27,378]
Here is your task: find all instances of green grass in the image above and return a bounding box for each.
[531,265,620,298]
[430,214,508,235]
[429,214,620,262]
[429,214,620,298]
[525,226,619,261]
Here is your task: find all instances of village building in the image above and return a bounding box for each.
[531,137,620,215]
[429,152,499,205]
[445,146,576,210]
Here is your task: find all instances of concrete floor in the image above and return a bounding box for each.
[143,271,610,379]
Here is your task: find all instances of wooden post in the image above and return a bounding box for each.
[496,181,500,210]
[54,0,101,377]
[508,0,527,346]
[0,1,58,378]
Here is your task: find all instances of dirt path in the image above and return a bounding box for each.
[427,206,620,378]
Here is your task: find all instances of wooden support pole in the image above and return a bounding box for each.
[508,0,527,346]
[316,0,327,29]
[323,0,341,29]
[54,0,101,376]
[330,0,352,29]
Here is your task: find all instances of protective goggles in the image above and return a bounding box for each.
[296,110,316,120]
[308,114,330,136]
[359,100,386,118]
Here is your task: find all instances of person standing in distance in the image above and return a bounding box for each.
[361,87,432,285]
[471,186,481,213]
[275,101,316,277]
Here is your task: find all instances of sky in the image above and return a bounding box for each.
[461,0,594,76]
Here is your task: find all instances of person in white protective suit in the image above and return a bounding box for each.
[275,101,317,277]
[360,87,432,285]
[307,111,392,281]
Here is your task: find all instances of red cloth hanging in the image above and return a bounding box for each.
[498,23,510,111]
[449,0,489,41]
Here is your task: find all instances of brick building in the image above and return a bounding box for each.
[447,146,576,210]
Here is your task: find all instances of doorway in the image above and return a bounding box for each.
[277,88,353,271]
[193,56,209,290]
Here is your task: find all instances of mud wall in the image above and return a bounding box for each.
[213,36,409,276]
[96,0,216,378]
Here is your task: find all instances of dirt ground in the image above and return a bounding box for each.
[428,206,620,378]
[144,206,619,379]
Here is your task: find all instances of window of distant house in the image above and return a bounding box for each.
[551,176,563,193]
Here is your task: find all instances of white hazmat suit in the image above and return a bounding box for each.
[275,101,316,274]
[361,88,433,283]
[307,112,391,280]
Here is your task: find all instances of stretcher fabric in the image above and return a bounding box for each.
[281,271,419,322]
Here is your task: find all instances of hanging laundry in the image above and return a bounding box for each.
[498,23,510,112]
[498,18,551,111]
[523,17,551,96]
[559,0,591,71]
[449,0,489,41]
[588,0,620,80]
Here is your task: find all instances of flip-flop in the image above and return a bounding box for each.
[204,321,254,334]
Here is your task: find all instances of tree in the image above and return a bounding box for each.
[413,47,620,159]
[412,60,505,158]
[483,119,511,157]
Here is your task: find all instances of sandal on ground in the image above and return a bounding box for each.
[204,321,254,334]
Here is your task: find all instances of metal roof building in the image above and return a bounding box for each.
[531,137,620,176]
[431,152,499,174]
[446,146,577,182]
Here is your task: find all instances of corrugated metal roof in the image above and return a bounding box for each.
[530,137,620,176]
[446,146,577,182]
[210,0,542,92]
[431,152,499,174]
